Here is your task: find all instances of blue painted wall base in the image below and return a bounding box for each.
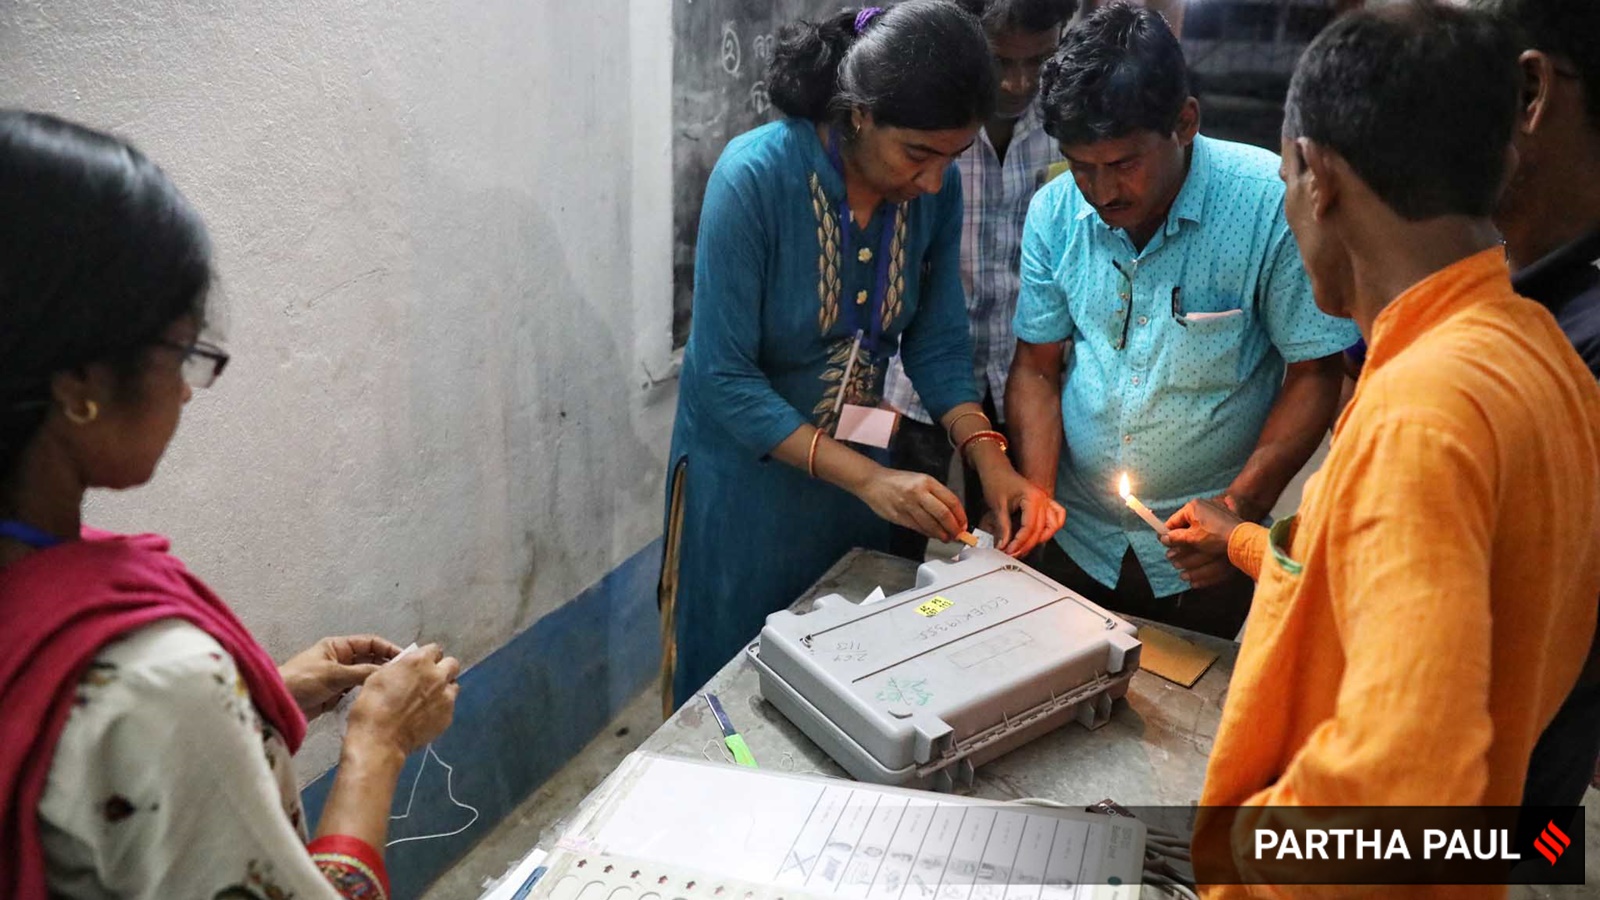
[302,538,663,898]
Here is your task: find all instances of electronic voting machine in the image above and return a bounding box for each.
[749,548,1141,791]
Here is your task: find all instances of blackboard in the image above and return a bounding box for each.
[671,0,840,348]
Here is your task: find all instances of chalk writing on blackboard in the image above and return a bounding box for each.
[674,2,843,349]
[752,32,776,63]
[720,22,742,77]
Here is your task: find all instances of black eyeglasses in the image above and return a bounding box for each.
[158,339,230,388]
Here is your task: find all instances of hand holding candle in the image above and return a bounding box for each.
[1118,473,1169,537]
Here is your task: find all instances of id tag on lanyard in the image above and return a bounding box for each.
[832,330,899,449]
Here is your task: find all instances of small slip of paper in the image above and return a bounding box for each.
[835,404,897,449]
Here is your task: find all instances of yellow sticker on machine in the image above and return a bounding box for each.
[916,596,954,617]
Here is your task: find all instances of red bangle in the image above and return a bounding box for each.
[945,410,991,448]
[958,429,1008,460]
[808,430,824,478]
[308,833,391,900]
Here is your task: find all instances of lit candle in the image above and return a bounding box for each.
[1119,473,1169,537]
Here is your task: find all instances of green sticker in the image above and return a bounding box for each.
[1269,515,1304,576]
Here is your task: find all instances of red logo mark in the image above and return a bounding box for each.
[1533,821,1572,865]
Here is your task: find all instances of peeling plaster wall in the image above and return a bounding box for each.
[1,0,677,778]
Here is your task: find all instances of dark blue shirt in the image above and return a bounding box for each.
[1513,227,1600,378]
[1513,226,1600,811]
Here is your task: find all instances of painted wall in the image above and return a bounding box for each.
[0,0,677,778]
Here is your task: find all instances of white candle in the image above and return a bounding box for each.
[1119,473,1169,537]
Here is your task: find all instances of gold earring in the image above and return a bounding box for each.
[63,400,99,425]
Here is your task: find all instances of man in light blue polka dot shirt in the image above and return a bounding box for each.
[1005,3,1358,637]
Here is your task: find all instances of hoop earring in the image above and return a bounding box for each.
[63,400,99,426]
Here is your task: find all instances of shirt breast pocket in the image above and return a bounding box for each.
[1166,305,1250,393]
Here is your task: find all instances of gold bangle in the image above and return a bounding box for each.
[946,410,992,448]
[959,429,1009,461]
[807,429,824,479]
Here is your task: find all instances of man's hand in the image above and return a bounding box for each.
[1163,497,1247,589]
[280,635,404,720]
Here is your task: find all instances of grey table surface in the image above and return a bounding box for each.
[646,548,1236,808]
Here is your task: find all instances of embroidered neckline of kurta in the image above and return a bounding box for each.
[808,170,908,429]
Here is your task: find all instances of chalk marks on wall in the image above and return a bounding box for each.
[718,22,778,113]
[678,3,837,348]
[720,22,742,76]
[723,21,777,89]
[752,32,776,64]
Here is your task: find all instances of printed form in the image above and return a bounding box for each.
[573,755,1142,900]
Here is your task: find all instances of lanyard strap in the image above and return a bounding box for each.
[827,129,897,354]
[0,519,66,550]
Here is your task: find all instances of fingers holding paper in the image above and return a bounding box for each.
[860,468,968,542]
[981,469,1066,558]
[279,634,406,719]
[349,643,461,754]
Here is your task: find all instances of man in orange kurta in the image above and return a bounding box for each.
[1163,4,1600,896]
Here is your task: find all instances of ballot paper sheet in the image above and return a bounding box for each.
[537,753,1142,900]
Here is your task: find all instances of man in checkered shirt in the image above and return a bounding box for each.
[882,0,1077,561]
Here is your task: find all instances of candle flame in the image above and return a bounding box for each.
[1118,472,1131,499]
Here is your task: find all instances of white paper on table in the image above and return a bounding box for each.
[835,405,898,449]
[574,754,1145,899]
[583,757,827,883]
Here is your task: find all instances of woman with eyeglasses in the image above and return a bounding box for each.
[659,0,1067,712]
[0,111,457,900]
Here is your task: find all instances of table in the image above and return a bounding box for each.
[647,548,1237,807]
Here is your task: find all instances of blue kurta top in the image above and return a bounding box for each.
[665,118,979,707]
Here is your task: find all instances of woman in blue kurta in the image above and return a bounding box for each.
[661,1,1066,710]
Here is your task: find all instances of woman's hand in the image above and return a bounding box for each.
[976,465,1065,558]
[858,468,968,542]
[279,634,403,719]
[315,644,461,849]
[346,644,461,755]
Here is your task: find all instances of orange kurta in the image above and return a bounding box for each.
[1198,249,1600,898]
